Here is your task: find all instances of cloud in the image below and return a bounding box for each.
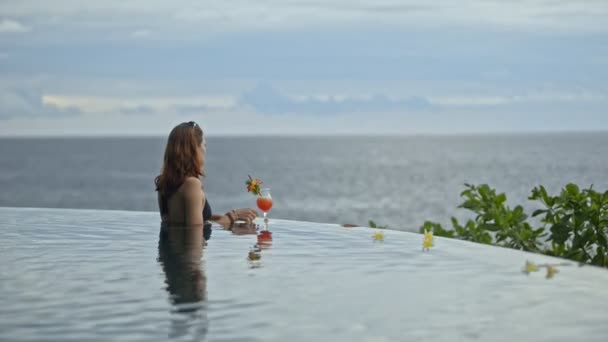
[37,92,237,117]
[0,87,81,119]
[118,105,157,116]
[0,19,29,33]
[0,1,607,134]
[121,103,230,117]
[238,83,433,115]
[0,0,606,45]
[172,104,216,116]
[4,27,605,89]
[278,1,434,14]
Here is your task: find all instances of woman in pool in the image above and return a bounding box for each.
[155,121,257,233]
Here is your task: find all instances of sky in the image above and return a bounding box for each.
[0,0,607,136]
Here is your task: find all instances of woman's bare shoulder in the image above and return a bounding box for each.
[182,177,202,188]
[180,177,204,197]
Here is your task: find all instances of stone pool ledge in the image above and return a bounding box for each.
[1,207,608,342]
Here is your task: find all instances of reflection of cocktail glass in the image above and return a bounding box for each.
[256,188,273,221]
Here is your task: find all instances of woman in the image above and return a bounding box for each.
[155,121,257,232]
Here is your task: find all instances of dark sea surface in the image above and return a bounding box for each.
[1,133,607,231]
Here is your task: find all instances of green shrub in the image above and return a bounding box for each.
[530,184,608,267]
[368,220,388,229]
[420,183,608,268]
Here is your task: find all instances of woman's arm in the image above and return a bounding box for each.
[209,213,232,226]
[209,209,258,226]
[210,208,258,226]
[183,177,205,226]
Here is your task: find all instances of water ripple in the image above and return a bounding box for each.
[1,208,608,341]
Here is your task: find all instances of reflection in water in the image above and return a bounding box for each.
[157,224,209,340]
[257,230,273,249]
[248,230,273,268]
[225,222,258,236]
[247,244,263,269]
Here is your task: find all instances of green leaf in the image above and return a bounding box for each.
[597,231,608,249]
[594,246,606,267]
[481,223,501,232]
[549,223,571,245]
[572,233,584,250]
[368,220,387,229]
[532,209,546,217]
[541,186,554,206]
[478,184,490,200]
[602,191,608,204]
[512,206,528,221]
[566,183,580,196]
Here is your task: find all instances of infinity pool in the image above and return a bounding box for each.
[1,207,607,341]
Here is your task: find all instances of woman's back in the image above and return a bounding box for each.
[159,177,205,226]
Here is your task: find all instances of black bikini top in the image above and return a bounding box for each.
[202,200,212,241]
[203,199,212,221]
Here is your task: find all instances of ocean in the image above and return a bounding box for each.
[1,133,607,232]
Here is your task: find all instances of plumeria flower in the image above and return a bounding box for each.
[522,260,539,275]
[422,229,434,251]
[373,230,384,242]
[546,265,559,279]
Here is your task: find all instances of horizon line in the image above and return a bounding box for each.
[1,129,607,139]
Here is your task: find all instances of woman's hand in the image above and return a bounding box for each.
[218,208,258,227]
[232,208,258,223]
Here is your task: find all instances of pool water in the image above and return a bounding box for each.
[1,207,607,341]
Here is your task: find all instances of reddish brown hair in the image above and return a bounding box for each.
[155,122,204,209]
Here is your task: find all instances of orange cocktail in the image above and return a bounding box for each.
[256,197,273,212]
[256,188,272,220]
